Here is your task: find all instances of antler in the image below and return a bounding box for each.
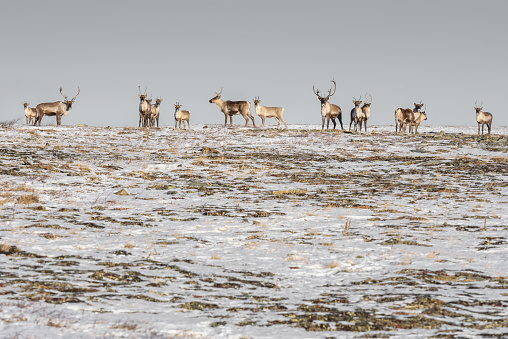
[60,87,68,100]
[325,80,337,99]
[71,87,80,102]
[215,88,223,96]
[365,93,372,104]
[313,85,322,99]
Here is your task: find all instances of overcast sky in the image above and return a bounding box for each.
[1,0,507,127]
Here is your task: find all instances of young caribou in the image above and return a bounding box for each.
[22,102,38,125]
[252,97,288,129]
[313,80,343,130]
[209,88,256,127]
[395,102,424,133]
[349,97,363,132]
[474,101,493,135]
[174,102,191,129]
[35,87,80,126]
[149,98,163,128]
[360,94,372,132]
[408,108,427,134]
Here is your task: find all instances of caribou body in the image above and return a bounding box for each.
[22,102,38,125]
[395,102,424,133]
[209,88,256,127]
[35,87,80,126]
[313,80,343,130]
[174,102,191,129]
[252,97,287,129]
[474,102,493,135]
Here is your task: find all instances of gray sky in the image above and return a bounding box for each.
[1,0,507,127]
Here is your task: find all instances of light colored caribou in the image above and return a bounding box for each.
[209,88,256,127]
[474,101,493,135]
[360,93,372,132]
[149,97,163,128]
[174,102,191,129]
[35,87,80,126]
[313,80,343,130]
[395,102,424,133]
[252,97,287,129]
[349,97,363,132]
[408,108,427,134]
[22,102,38,125]
[138,86,150,127]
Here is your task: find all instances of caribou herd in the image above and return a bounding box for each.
[19,84,494,135]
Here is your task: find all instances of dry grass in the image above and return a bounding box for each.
[211,254,222,260]
[326,261,341,269]
[124,243,136,249]
[16,193,40,205]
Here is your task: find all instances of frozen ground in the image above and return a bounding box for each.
[0,124,507,338]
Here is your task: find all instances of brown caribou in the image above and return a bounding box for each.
[474,101,493,135]
[35,87,80,126]
[209,88,256,127]
[149,97,163,128]
[360,93,372,132]
[313,80,343,130]
[394,102,424,133]
[349,96,363,132]
[138,86,150,127]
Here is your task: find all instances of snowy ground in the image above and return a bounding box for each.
[0,124,507,338]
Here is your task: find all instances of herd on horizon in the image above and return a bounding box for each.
[20,83,494,135]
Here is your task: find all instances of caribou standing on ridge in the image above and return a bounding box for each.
[349,96,363,132]
[474,101,493,135]
[360,94,372,132]
[138,86,151,127]
[394,102,424,133]
[22,102,38,125]
[209,88,256,127]
[174,102,191,129]
[35,87,80,126]
[313,80,343,130]
[252,97,288,129]
[149,97,163,128]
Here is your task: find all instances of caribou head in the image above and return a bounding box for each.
[138,86,148,102]
[209,88,223,104]
[60,87,80,113]
[362,93,372,109]
[474,101,484,113]
[313,80,336,105]
[352,96,363,107]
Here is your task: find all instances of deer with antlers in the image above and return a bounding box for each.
[209,88,256,127]
[349,96,363,132]
[474,101,493,135]
[360,93,372,132]
[22,102,38,125]
[252,96,288,129]
[174,102,191,129]
[35,87,80,126]
[313,80,343,130]
[138,86,151,127]
[394,102,424,133]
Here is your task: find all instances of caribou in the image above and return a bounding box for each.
[394,102,424,133]
[35,87,80,126]
[209,88,256,127]
[143,98,153,128]
[22,102,38,125]
[149,97,163,128]
[408,108,427,134]
[313,80,343,130]
[252,97,288,129]
[349,96,363,132]
[138,86,150,127]
[174,102,191,129]
[360,93,372,132]
[474,101,493,135]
